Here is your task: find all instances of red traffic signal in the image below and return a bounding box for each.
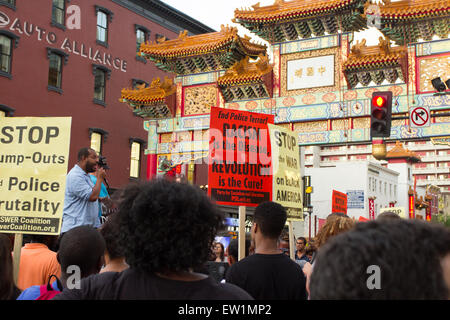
[372,96,386,108]
[370,91,393,139]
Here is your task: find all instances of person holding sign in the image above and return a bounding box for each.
[60,148,106,234]
[225,201,307,300]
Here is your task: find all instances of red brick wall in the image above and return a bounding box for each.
[0,0,179,189]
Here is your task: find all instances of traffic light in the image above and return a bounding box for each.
[370,91,393,138]
[302,176,312,208]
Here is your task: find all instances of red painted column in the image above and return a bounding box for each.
[147,154,157,180]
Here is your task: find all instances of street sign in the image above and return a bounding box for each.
[410,106,430,128]
[347,190,364,209]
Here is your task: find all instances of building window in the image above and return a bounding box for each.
[130,142,141,178]
[48,53,62,88]
[132,79,148,89]
[47,48,68,93]
[0,105,14,117]
[90,132,102,154]
[94,68,105,101]
[129,138,145,179]
[95,6,113,47]
[136,29,145,51]
[97,11,108,43]
[89,128,108,155]
[0,31,18,78]
[92,64,111,105]
[0,0,15,10]
[135,25,149,63]
[0,35,12,76]
[51,0,66,28]
[135,26,150,52]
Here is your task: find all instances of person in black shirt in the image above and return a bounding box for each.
[53,180,252,300]
[225,201,307,300]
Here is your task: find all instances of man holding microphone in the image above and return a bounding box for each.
[60,147,107,234]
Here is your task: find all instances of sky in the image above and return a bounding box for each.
[160,0,385,54]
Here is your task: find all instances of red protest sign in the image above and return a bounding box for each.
[208,107,274,207]
[332,190,347,214]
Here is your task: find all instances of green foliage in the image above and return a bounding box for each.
[431,214,450,228]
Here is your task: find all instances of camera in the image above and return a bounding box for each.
[98,156,110,169]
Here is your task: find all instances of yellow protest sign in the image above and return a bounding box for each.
[268,124,303,221]
[0,117,71,235]
[380,207,406,219]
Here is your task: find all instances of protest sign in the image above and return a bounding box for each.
[268,124,302,220]
[332,190,347,214]
[0,117,71,235]
[208,107,273,206]
[380,206,406,218]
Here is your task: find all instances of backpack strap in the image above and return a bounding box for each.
[46,274,63,291]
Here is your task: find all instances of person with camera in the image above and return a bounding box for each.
[89,155,111,224]
[60,148,107,234]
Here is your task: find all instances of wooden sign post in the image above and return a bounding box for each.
[238,206,246,261]
[12,233,23,284]
[288,221,295,261]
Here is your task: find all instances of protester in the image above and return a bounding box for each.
[305,245,316,263]
[0,234,21,300]
[89,155,115,223]
[99,215,129,273]
[302,214,355,295]
[377,210,401,221]
[17,226,106,300]
[208,242,218,261]
[53,180,253,299]
[17,235,60,291]
[310,220,450,299]
[60,147,106,234]
[226,201,307,300]
[314,214,355,249]
[295,237,310,263]
[214,242,226,262]
[227,237,251,266]
[278,231,290,256]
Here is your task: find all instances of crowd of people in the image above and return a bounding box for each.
[1,147,450,300]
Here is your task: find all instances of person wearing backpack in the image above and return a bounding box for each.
[17,226,105,300]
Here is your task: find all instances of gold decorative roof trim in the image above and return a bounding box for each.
[343,37,407,68]
[139,25,267,59]
[365,0,450,18]
[234,0,358,22]
[218,54,273,85]
[120,77,176,105]
[386,141,421,161]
